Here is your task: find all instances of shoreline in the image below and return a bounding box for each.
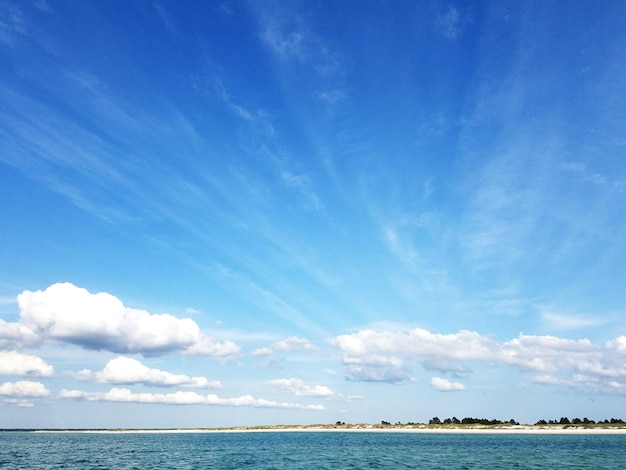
[24,424,626,435]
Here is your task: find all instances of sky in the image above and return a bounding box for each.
[1,0,626,429]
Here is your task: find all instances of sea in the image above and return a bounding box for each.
[1,430,625,469]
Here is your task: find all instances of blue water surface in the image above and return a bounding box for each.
[1,431,625,469]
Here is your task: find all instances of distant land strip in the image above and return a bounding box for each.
[5,419,626,434]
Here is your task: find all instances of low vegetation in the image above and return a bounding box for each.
[428,417,518,426]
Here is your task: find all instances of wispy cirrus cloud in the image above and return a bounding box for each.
[257,5,307,62]
[251,0,347,103]
[0,3,27,45]
[201,75,274,136]
[434,4,471,40]
[541,310,603,330]
[153,1,180,36]
[381,225,420,270]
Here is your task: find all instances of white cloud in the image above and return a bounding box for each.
[251,336,314,356]
[269,378,334,397]
[331,326,626,393]
[342,354,412,384]
[15,283,240,359]
[184,337,240,359]
[0,380,50,397]
[93,356,222,389]
[431,376,466,391]
[331,328,496,382]
[18,282,195,353]
[250,347,274,357]
[68,369,93,381]
[332,328,597,375]
[607,336,626,353]
[0,319,38,349]
[0,351,54,377]
[531,374,564,386]
[59,387,325,410]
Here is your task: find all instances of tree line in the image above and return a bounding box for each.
[334,417,626,427]
[425,416,625,426]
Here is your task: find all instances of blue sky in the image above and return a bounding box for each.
[1,0,626,428]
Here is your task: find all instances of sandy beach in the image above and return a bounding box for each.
[32,424,626,435]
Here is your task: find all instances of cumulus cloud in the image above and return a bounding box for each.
[531,374,565,386]
[184,337,240,359]
[269,377,334,397]
[332,328,495,362]
[607,336,626,353]
[251,347,274,357]
[431,376,466,391]
[0,319,38,349]
[528,337,626,393]
[331,326,626,393]
[251,336,314,356]
[59,387,325,409]
[0,380,50,397]
[331,328,493,383]
[15,283,240,359]
[0,351,54,377]
[68,369,94,381]
[499,334,596,372]
[88,356,222,388]
[342,354,412,384]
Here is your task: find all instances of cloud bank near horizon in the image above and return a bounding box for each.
[58,387,325,410]
[331,328,626,393]
[2,283,626,413]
